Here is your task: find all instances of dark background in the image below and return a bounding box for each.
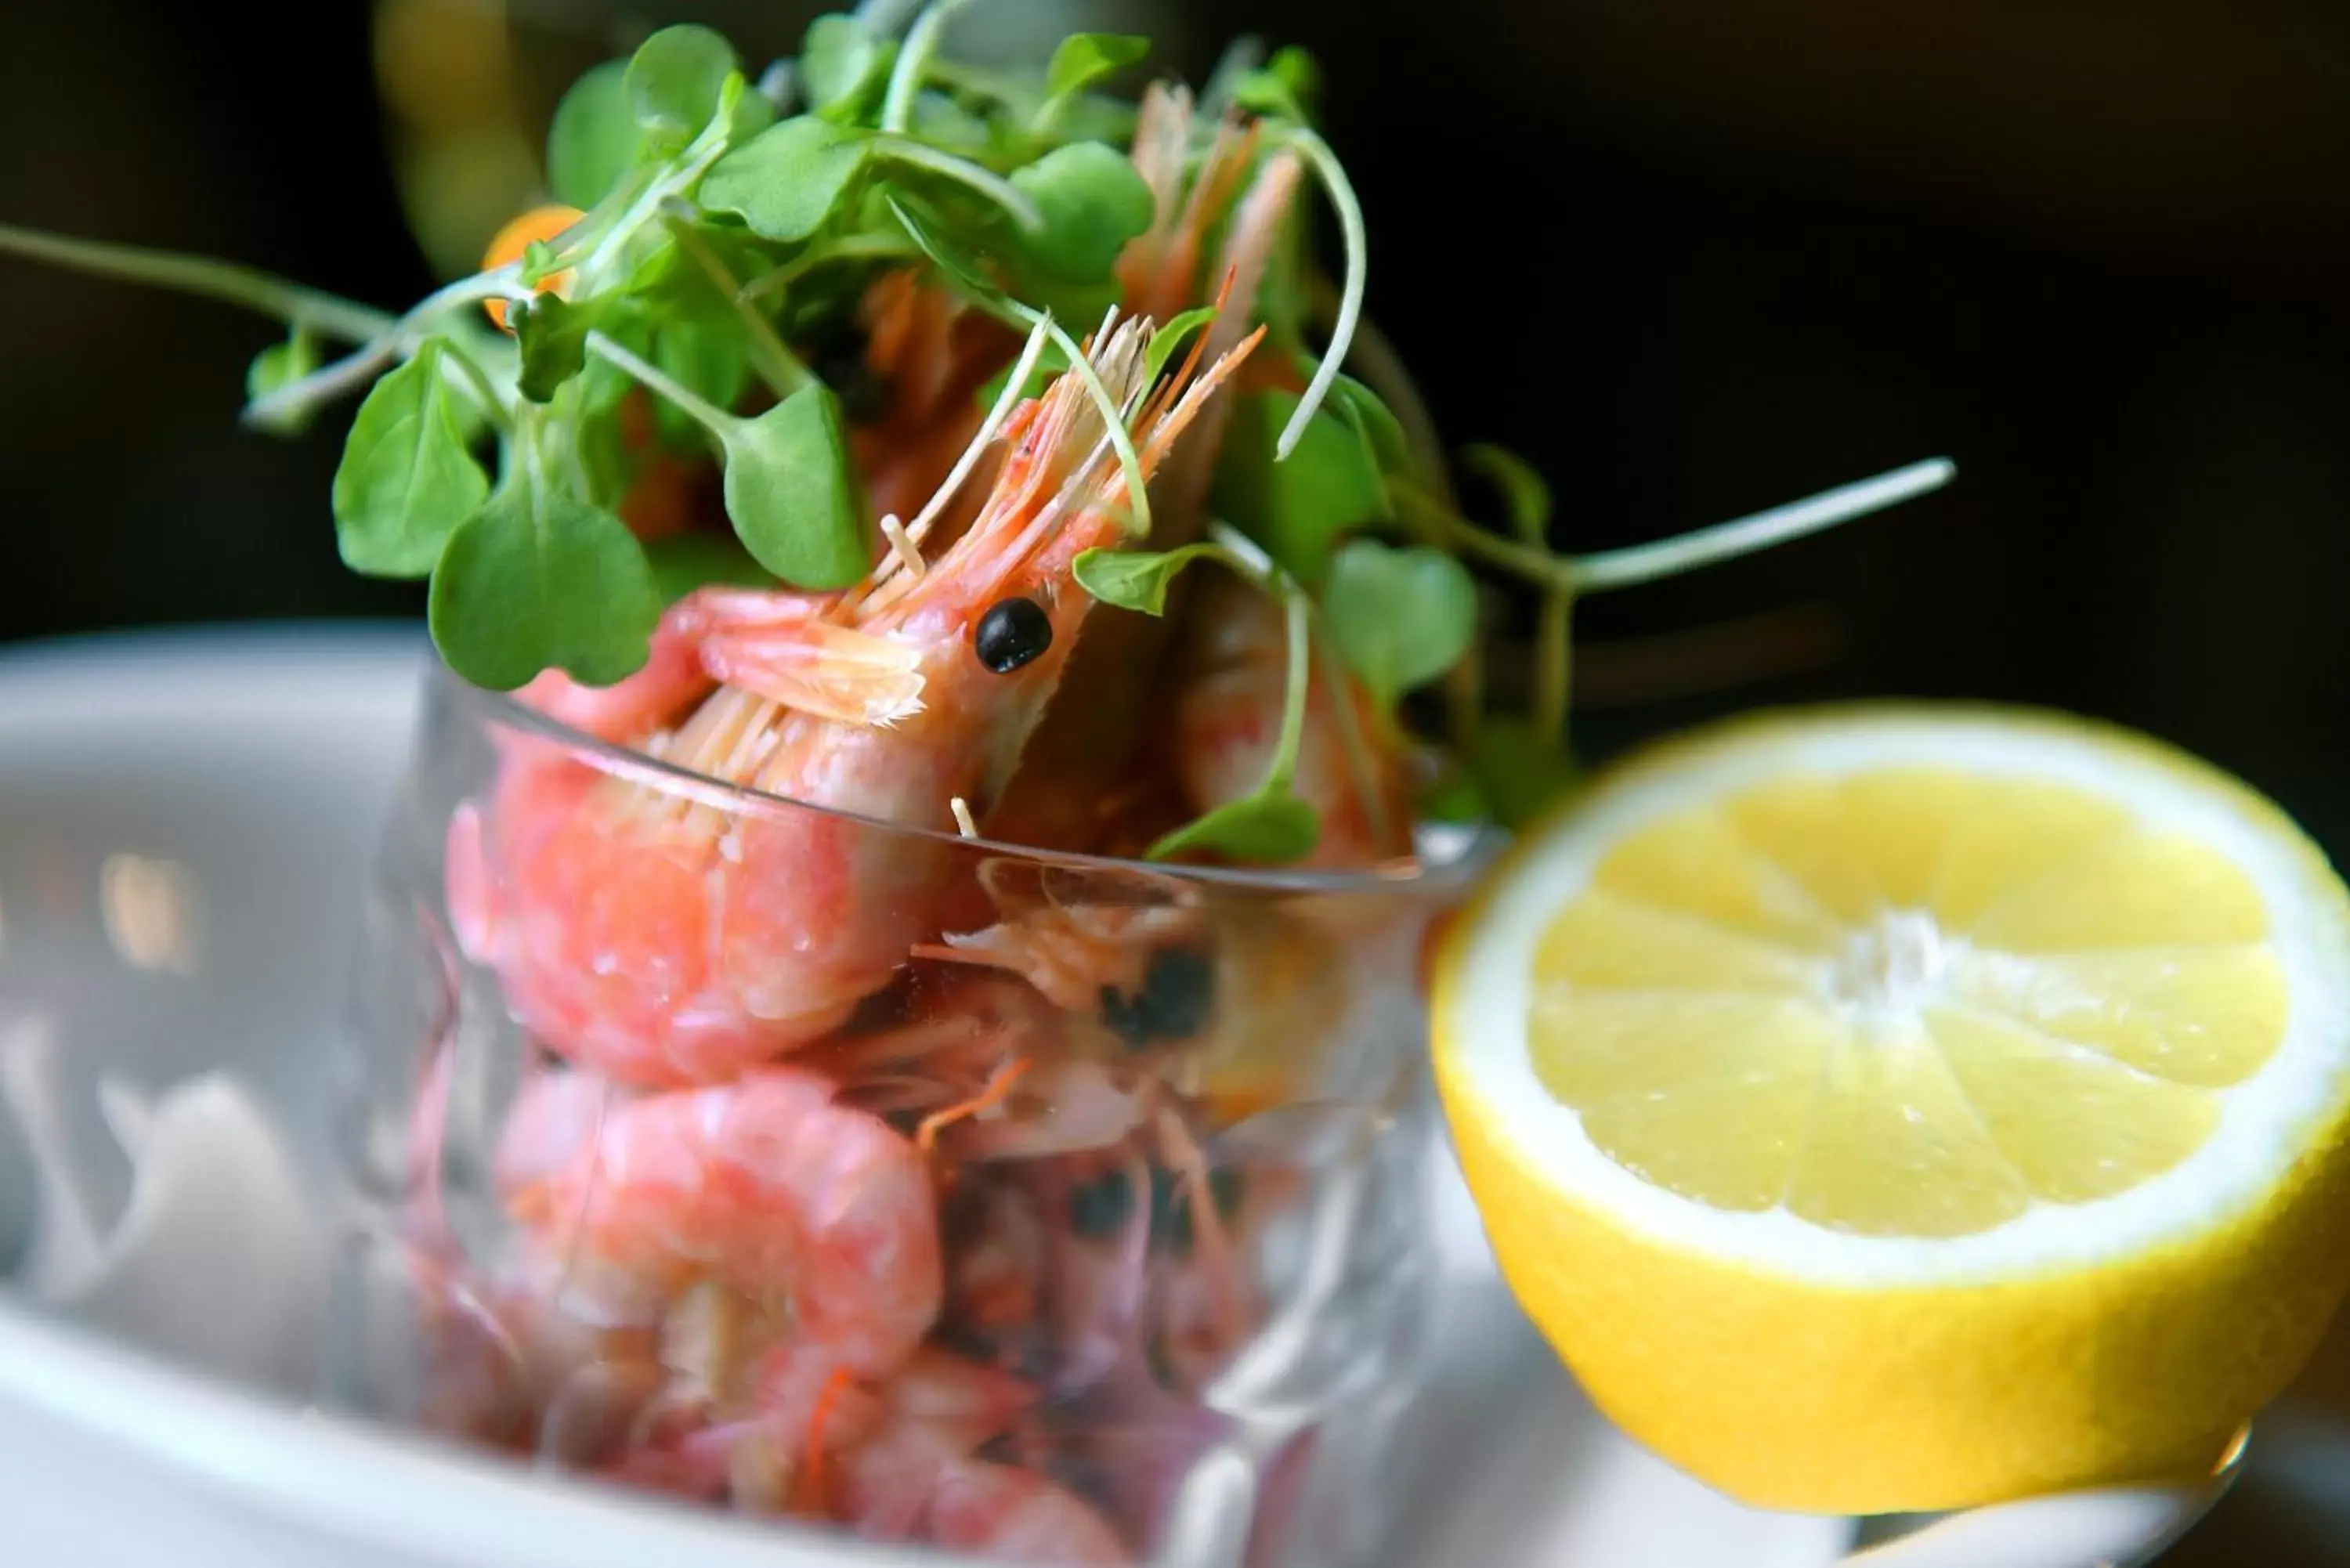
[2,1,2346,849]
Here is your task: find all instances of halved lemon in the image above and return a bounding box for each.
[1432,704,2350,1514]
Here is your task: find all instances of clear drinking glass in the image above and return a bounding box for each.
[327,664,1487,1566]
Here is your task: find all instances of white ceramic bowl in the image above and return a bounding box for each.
[0,625,2238,1568]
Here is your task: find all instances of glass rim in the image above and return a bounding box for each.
[441,667,1504,899]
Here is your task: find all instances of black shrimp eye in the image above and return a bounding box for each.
[974,597,1053,674]
[1100,945,1217,1048]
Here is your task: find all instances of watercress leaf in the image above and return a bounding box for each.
[913,92,993,154]
[1321,539,1478,707]
[1320,370,1411,477]
[548,59,636,209]
[1009,142,1154,284]
[723,70,777,143]
[644,532,775,601]
[1461,443,1553,544]
[1268,45,1323,118]
[625,24,739,156]
[512,294,602,403]
[1147,790,1319,865]
[1417,763,1492,826]
[331,341,490,579]
[1209,389,1386,584]
[702,117,876,244]
[1044,33,1149,101]
[801,14,893,123]
[244,327,320,435]
[721,381,868,589]
[428,479,662,690]
[1143,307,1217,385]
[1072,542,1227,616]
[1231,46,1321,125]
[1466,717,1582,829]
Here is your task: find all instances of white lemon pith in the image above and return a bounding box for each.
[1432,706,2350,1514]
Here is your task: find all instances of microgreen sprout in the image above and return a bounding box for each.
[1271,128,1365,463]
[881,0,974,133]
[0,3,1966,853]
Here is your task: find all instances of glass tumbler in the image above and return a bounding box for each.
[327,665,1485,1567]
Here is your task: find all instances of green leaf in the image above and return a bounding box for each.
[1044,33,1149,101]
[331,341,490,579]
[1466,717,1582,829]
[1461,443,1553,544]
[721,381,869,589]
[1144,307,1218,384]
[244,327,320,435]
[1147,790,1319,865]
[702,117,876,244]
[1072,542,1227,616]
[428,477,663,691]
[644,532,776,601]
[1209,389,1386,585]
[511,294,600,403]
[724,70,777,143]
[624,24,739,155]
[1232,45,1321,124]
[1321,540,1478,708]
[1417,763,1493,826]
[1321,370,1411,477]
[548,60,636,208]
[1009,142,1154,284]
[802,15,893,122]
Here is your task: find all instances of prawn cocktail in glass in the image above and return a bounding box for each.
[0,6,1954,1563]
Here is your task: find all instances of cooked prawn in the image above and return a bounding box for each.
[497,1065,942,1380]
[1170,572,1414,871]
[468,313,1263,1086]
[988,94,1305,857]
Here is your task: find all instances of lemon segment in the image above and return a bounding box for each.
[1434,705,2350,1512]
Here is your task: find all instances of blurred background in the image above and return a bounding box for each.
[1,0,2347,858]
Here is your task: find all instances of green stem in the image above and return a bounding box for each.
[738,235,920,305]
[242,271,515,429]
[1394,483,1577,590]
[1311,612,1394,847]
[876,138,1044,233]
[1265,587,1312,793]
[0,222,395,342]
[1312,287,1449,500]
[1533,587,1573,741]
[659,208,810,396]
[1273,128,1365,463]
[881,0,971,133]
[1571,458,1957,592]
[585,330,736,434]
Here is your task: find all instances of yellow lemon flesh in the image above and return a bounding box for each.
[1433,705,2350,1515]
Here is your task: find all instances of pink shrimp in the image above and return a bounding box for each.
[988,97,1305,858]
[772,1344,1127,1563]
[496,1065,942,1382]
[920,1458,1131,1565]
[851,269,1019,538]
[468,312,1263,1086]
[1169,572,1415,871]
